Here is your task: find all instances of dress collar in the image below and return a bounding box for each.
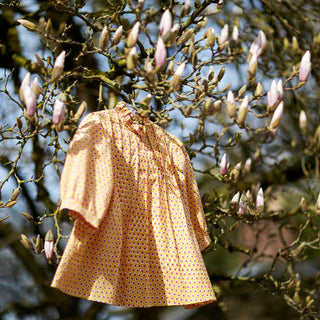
[115,101,149,135]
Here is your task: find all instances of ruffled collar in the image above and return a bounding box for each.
[116,101,149,135]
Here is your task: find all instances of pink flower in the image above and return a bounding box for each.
[99,26,109,50]
[159,9,172,37]
[24,85,37,117]
[19,72,31,103]
[232,26,239,42]
[155,37,167,69]
[52,97,66,125]
[220,153,228,175]
[299,50,311,82]
[317,193,320,209]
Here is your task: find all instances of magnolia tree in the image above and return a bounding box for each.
[0,0,320,319]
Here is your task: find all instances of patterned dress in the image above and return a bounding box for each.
[51,102,216,308]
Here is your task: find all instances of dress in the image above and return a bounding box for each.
[51,101,216,308]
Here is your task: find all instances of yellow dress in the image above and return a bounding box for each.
[51,102,216,308]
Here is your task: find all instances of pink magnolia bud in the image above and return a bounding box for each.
[52,51,65,81]
[99,26,109,50]
[249,30,267,58]
[19,72,31,103]
[238,95,249,126]
[159,9,172,37]
[127,22,140,48]
[52,96,66,125]
[24,85,37,117]
[112,25,123,45]
[170,62,186,90]
[248,53,258,78]
[299,50,311,82]
[220,153,228,175]
[54,50,65,68]
[232,26,239,42]
[276,79,283,101]
[239,193,247,215]
[32,77,43,99]
[218,24,229,45]
[317,193,320,209]
[256,187,264,211]
[230,191,240,205]
[44,230,54,261]
[267,80,280,111]
[155,37,167,70]
[269,101,284,130]
[127,47,137,70]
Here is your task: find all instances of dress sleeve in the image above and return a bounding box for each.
[170,138,211,251]
[59,112,114,229]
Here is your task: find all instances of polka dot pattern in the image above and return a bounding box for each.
[51,102,216,308]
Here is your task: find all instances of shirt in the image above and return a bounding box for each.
[51,101,216,308]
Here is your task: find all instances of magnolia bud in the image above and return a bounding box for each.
[20,234,33,250]
[17,19,38,32]
[255,82,263,97]
[127,47,137,70]
[299,50,311,82]
[248,30,267,61]
[256,187,264,212]
[229,192,240,211]
[267,80,280,111]
[52,51,65,81]
[170,62,185,90]
[112,26,123,45]
[317,193,320,210]
[44,230,54,261]
[238,95,249,127]
[299,110,307,132]
[269,101,284,130]
[226,90,236,118]
[127,22,140,48]
[220,153,228,175]
[99,26,109,50]
[159,9,172,37]
[32,77,43,99]
[74,101,87,120]
[248,53,258,78]
[219,24,228,45]
[232,26,239,42]
[155,37,167,70]
[206,27,215,49]
[23,85,37,117]
[19,72,31,103]
[52,95,66,125]
[239,193,247,215]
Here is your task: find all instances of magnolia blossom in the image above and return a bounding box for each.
[127,47,137,70]
[248,53,258,77]
[317,193,320,209]
[127,22,140,47]
[20,72,38,117]
[220,153,228,175]
[32,77,42,99]
[159,9,172,37]
[206,27,215,49]
[52,97,66,125]
[19,72,31,102]
[218,24,228,45]
[299,50,311,82]
[155,37,167,69]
